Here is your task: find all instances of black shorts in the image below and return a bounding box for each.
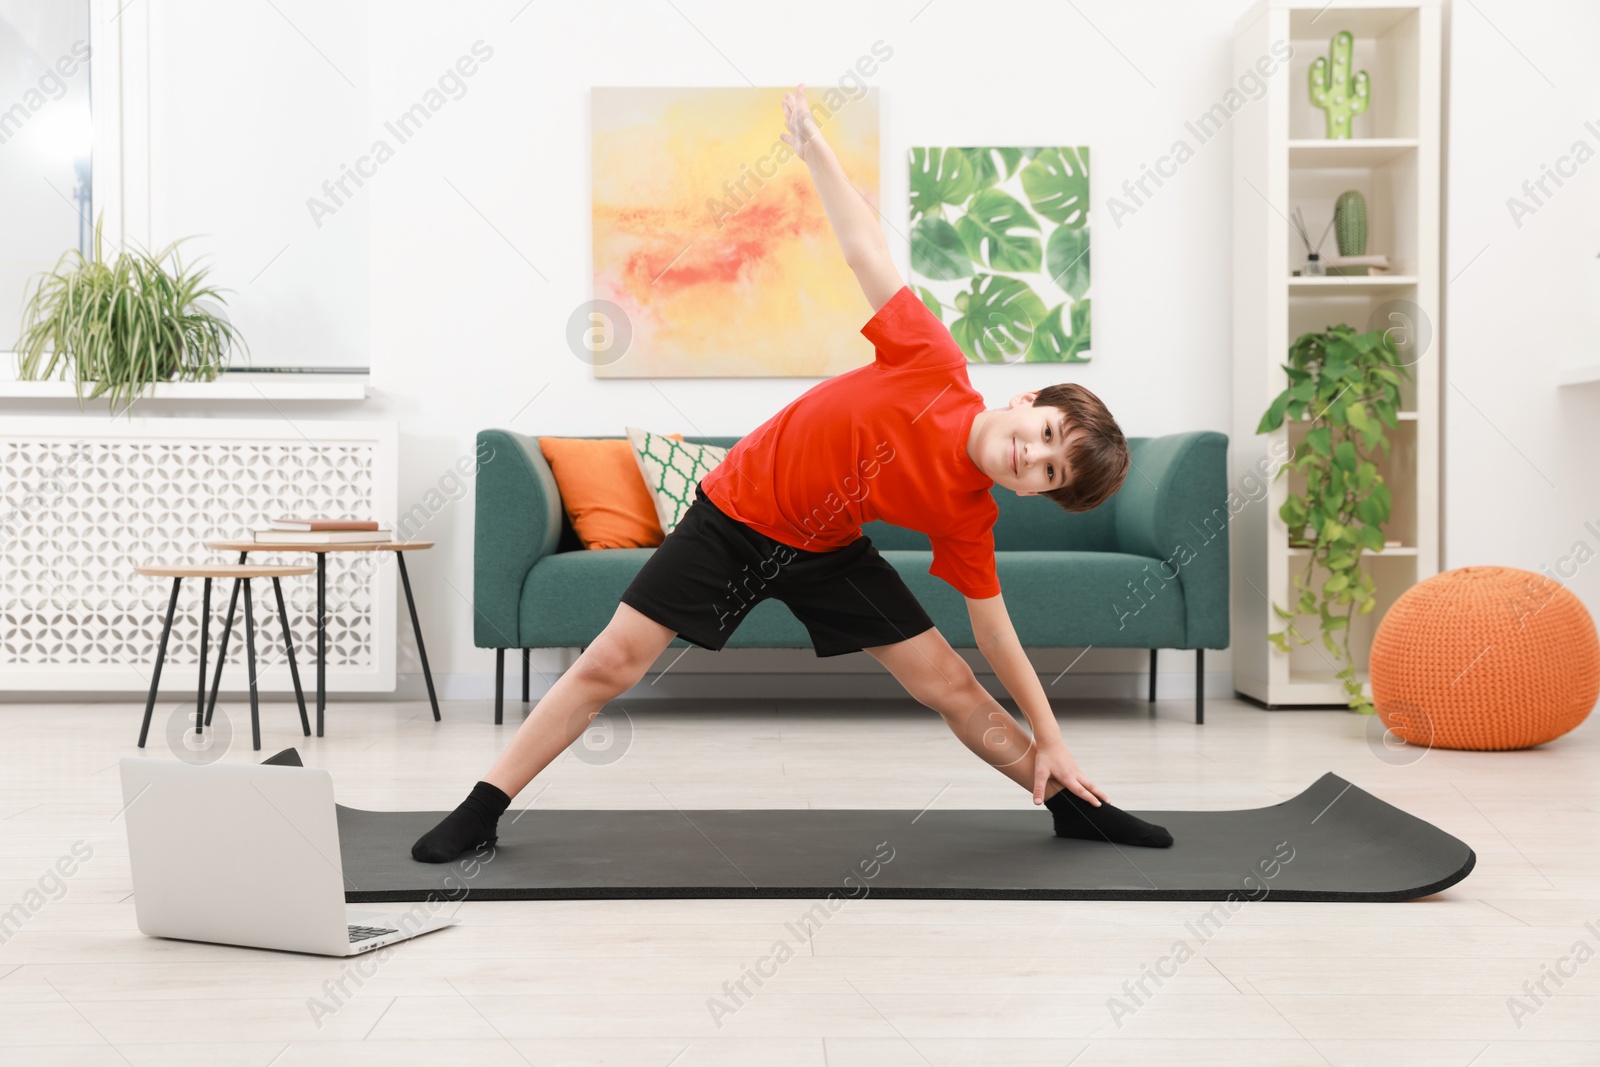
[620,482,937,657]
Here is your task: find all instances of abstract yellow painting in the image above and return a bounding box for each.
[591,87,881,378]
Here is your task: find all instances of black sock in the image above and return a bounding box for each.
[1044,787,1173,848]
[411,781,512,863]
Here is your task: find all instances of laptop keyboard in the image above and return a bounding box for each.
[348,924,399,943]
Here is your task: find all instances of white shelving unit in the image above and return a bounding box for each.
[1230,0,1442,708]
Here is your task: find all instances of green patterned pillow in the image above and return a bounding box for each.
[625,426,728,535]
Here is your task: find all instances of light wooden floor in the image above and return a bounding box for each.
[1,692,1597,1066]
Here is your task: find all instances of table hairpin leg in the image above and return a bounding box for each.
[395,551,441,721]
[242,577,261,751]
[205,551,249,726]
[136,577,183,748]
[195,578,211,739]
[273,576,310,736]
[317,552,326,737]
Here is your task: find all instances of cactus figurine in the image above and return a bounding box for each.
[1333,189,1368,274]
[1309,31,1370,139]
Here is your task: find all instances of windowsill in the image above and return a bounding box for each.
[0,370,370,401]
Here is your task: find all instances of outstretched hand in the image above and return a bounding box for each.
[779,82,819,163]
[1032,736,1109,807]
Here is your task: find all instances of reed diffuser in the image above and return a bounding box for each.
[1291,206,1335,277]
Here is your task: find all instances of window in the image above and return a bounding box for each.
[0,1,93,355]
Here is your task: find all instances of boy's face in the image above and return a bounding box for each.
[980,394,1084,496]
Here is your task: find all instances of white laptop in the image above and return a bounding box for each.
[118,754,457,956]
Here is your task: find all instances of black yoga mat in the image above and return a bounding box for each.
[269,748,1472,903]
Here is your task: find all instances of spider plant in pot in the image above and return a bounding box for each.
[13,213,248,411]
[1256,322,1411,714]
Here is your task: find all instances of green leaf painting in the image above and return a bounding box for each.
[909,216,972,281]
[955,189,1041,273]
[948,275,1047,363]
[1020,147,1090,226]
[910,145,1091,363]
[1045,225,1090,301]
[965,146,1040,190]
[909,148,980,219]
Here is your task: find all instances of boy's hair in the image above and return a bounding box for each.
[1032,383,1129,513]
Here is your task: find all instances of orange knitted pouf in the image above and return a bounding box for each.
[1369,566,1600,750]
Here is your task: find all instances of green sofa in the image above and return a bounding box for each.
[475,429,1230,725]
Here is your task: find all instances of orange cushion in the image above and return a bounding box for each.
[1371,565,1600,749]
[537,436,680,550]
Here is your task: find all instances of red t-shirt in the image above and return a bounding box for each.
[699,285,1001,599]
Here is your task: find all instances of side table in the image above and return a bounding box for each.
[201,540,439,735]
[134,563,314,751]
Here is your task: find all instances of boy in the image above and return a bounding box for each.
[412,84,1172,863]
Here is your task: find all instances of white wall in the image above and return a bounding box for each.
[52,0,1597,702]
[1444,0,1600,601]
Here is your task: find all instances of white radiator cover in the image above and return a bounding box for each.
[0,417,399,693]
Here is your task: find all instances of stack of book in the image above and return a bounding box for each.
[253,518,392,544]
[1324,253,1391,277]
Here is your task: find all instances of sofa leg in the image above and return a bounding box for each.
[1148,648,1157,709]
[1195,648,1204,725]
[495,648,505,725]
[522,648,530,703]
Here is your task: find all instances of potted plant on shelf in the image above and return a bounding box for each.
[1256,323,1412,714]
[13,213,248,411]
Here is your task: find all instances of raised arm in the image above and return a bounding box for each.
[781,83,904,313]
[967,590,1108,807]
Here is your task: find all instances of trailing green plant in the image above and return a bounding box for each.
[1256,323,1411,714]
[14,213,247,411]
